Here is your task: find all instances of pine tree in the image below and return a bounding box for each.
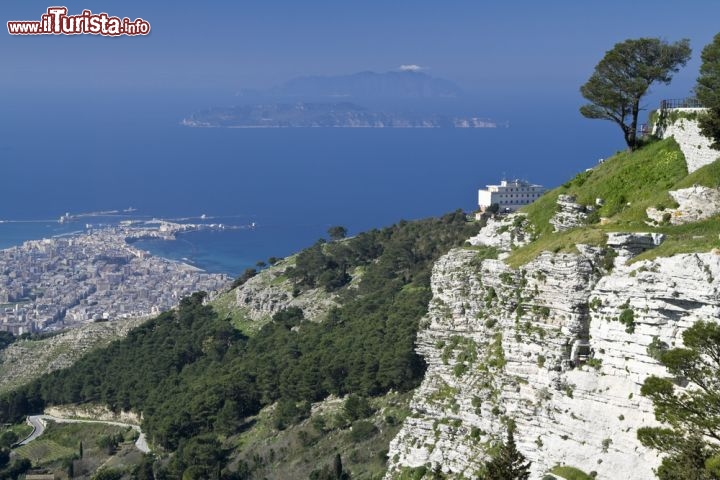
[333,453,343,479]
[696,32,720,149]
[580,37,691,150]
[479,428,531,480]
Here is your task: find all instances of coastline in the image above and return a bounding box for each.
[0,220,231,334]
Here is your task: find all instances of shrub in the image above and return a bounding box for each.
[585,358,602,370]
[602,438,612,452]
[273,398,311,430]
[344,394,373,421]
[618,308,635,333]
[349,420,378,442]
[537,355,546,368]
[453,363,468,377]
[550,465,595,480]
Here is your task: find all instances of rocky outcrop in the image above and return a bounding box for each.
[0,318,145,393]
[468,214,532,251]
[657,110,719,173]
[45,404,142,425]
[605,232,664,264]
[550,195,589,232]
[235,259,339,324]
[385,222,720,478]
[647,185,720,225]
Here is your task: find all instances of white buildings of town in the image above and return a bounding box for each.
[0,223,230,334]
[477,179,545,213]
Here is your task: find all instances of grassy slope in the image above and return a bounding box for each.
[14,421,138,477]
[228,391,411,480]
[550,465,595,480]
[210,289,258,336]
[508,138,720,267]
[0,318,145,394]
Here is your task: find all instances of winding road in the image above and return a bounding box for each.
[17,414,150,453]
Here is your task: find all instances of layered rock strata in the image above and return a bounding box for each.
[385,217,720,479]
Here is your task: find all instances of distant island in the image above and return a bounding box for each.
[242,69,465,99]
[183,69,506,128]
[182,102,503,129]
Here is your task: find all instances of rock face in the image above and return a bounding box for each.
[235,259,339,323]
[45,404,142,425]
[647,186,720,225]
[657,110,719,173]
[384,223,720,478]
[468,214,532,251]
[550,195,589,232]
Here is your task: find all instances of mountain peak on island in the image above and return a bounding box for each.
[247,69,464,99]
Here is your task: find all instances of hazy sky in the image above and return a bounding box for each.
[3,0,719,99]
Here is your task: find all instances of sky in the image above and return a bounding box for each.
[2,1,719,101]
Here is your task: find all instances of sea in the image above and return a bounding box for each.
[0,89,624,277]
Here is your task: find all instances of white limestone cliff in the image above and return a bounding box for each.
[384,213,720,479]
[656,109,719,173]
[646,185,720,225]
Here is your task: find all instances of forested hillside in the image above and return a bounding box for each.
[0,211,481,478]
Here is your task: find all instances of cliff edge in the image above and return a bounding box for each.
[385,115,720,479]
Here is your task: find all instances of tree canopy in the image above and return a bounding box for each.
[696,32,720,150]
[478,428,531,480]
[327,225,348,241]
[580,37,691,150]
[639,321,720,479]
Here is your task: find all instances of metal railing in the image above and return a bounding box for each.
[660,98,704,109]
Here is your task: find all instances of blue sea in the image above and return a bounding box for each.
[0,89,623,277]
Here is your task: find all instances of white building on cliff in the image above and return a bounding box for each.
[477,179,545,213]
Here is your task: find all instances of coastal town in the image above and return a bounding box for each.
[0,221,231,334]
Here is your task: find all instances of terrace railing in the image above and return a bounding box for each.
[660,98,704,109]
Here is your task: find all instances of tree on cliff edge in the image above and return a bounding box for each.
[696,32,720,150]
[580,37,691,150]
[639,321,720,479]
[478,428,531,480]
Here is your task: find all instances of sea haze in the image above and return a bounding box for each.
[0,88,624,276]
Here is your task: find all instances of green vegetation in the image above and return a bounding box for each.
[231,267,258,289]
[528,138,686,228]
[397,466,429,480]
[639,321,720,479]
[585,358,602,370]
[673,158,720,189]
[650,108,703,136]
[631,216,720,263]
[469,245,500,266]
[696,32,720,149]
[0,211,480,478]
[618,308,636,333]
[580,37,691,150]
[234,391,410,479]
[550,465,595,480]
[507,138,720,268]
[210,288,258,336]
[13,421,140,479]
[1,421,32,441]
[328,225,348,241]
[0,319,145,395]
[0,332,14,351]
[477,428,531,480]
